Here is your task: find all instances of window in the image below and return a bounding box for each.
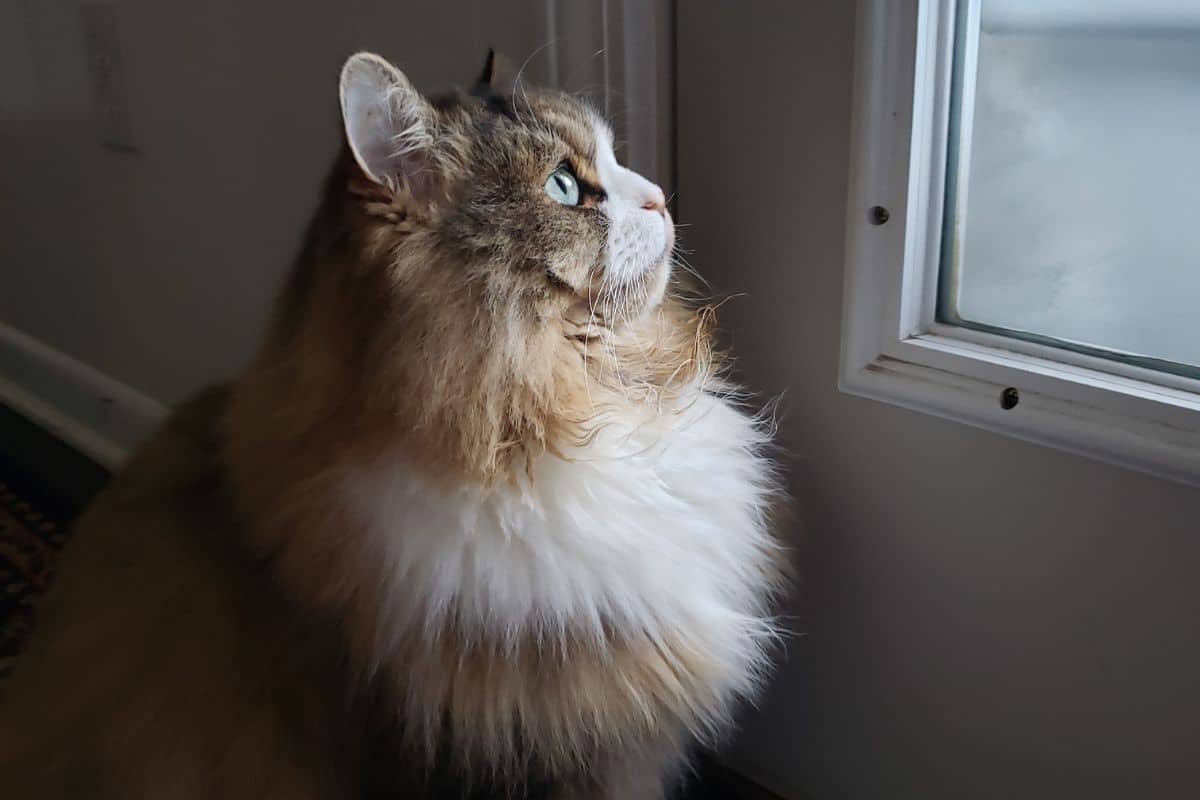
[944,0,1200,377]
[840,0,1200,484]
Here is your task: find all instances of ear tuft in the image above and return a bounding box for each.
[474,48,496,92]
[339,52,432,192]
[470,50,519,99]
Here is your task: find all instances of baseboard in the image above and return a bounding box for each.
[0,322,166,469]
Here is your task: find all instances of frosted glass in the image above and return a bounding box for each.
[947,23,1200,371]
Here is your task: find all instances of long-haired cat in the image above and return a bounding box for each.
[0,52,784,799]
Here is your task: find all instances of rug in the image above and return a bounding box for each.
[0,480,69,678]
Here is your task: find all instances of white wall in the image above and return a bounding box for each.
[677,3,1200,798]
[0,0,554,405]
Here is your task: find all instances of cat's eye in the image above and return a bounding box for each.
[544,168,580,206]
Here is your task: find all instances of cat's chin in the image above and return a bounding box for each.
[577,255,671,320]
[641,256,673,311]
[606,261,672,322]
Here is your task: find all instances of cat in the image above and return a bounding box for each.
[0,51,785,799]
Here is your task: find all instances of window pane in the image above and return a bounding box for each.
[942,0,1200,373]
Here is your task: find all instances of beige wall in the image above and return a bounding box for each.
[677,3,1200,798]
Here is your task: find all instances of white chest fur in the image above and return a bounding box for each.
[341,389,780,702]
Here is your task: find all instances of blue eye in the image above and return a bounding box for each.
[545,167,580,206]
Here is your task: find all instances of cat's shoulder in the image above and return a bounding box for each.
[66,382,241,580]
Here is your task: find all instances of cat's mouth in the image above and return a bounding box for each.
[582,249,671,299]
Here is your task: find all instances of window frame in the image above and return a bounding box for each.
[839,0,1200,486]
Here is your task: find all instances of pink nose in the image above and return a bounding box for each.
[641,186,666,213]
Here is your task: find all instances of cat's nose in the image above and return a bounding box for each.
[641,185,666,214]
[621,167,666,214]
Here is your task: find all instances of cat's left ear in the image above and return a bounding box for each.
[339,52,435,195]
[470,48,518,98]
[473,48,496,92]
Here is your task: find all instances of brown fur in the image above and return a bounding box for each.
[0,60,775,799]
[0,389,368,798]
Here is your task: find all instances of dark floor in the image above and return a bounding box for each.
[0,476,69,677]
[0,405,109,678]
[0,402,778,799]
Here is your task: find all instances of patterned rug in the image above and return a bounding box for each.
[0,480,69,678]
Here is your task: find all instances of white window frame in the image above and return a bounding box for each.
[840,0,1200,486]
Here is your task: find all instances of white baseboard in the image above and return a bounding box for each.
[0,322,167,470]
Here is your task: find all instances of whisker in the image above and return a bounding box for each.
[512,38,562,125]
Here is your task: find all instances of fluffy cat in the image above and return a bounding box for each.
[0,52,785,799]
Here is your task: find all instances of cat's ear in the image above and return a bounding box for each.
[339,52,434,194]
[470,48,518,98]
[474,48,496,92]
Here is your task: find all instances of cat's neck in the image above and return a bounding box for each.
[231,253,714,477]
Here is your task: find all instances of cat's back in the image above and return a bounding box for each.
[0,386,356,799]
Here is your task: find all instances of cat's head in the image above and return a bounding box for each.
[338,51,674,323]
[246,52,706,480]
